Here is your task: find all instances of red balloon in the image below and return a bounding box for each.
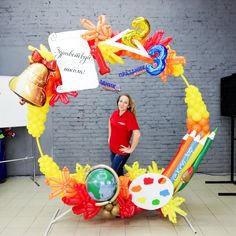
[90,46,110,75]
[63,184,101,220]
[87,39,95,47]
[43,59,57,71]
[117,195,144,218]
[32,50,42,62]
[62,196,82,206]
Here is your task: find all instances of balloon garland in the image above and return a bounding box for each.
[9,15,216,224]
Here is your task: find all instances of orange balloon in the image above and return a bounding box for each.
[119,176,130,200]
[186,118,195,126]
[187,123,192,130]
[186,118,195,130]
[192,124,202,134]
[199,118,209,127]
[202,125,210,134]
[159,70,167,82]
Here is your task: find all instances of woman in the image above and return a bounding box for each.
[108,94,141,176]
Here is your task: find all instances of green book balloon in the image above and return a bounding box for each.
[177,128,217,192]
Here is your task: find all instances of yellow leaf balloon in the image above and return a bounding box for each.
[70,163,91,184]
[161,197,186,224]
[124,161,146,181]
[147,161,164,174]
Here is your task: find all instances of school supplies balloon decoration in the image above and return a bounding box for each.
[9,15,216,225]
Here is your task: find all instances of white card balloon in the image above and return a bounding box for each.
[48,30,99,93]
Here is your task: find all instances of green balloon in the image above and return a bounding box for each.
[86,167,117,202]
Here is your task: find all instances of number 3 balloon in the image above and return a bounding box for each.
[146,44,167,76]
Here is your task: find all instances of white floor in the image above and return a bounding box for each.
[0,174,236,236]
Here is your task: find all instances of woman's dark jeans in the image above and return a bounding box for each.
[110,152,130,176]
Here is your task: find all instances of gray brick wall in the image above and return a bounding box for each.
[1,0,236,175]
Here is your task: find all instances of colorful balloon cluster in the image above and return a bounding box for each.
[80,15,186,82]
[185,85,210,135]
[9,15,217,225]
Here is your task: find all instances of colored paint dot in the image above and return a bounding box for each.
[138,197,146,204]
[160,189,170,197]
[152,199,160,205]
[131,185,142,192]
[158,177,166,184]
[143,177,154,185]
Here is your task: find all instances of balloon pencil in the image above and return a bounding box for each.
[192,128,217,173]
[177,128,217,192]
[162,130,196,179]
[173,135,207,189]
[170,132,202,183]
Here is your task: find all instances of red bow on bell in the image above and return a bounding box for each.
[31,50,56,71]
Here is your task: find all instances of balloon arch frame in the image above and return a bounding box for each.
[9,15,216,227]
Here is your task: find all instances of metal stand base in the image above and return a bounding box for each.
[218,192,236,196]
[43,208,72,236]
[178,212,197,234]
[205,180,236,184]
[205,116,236,196]
[0,156,39,186]
[205,180,236,196]
[43,208,197,235]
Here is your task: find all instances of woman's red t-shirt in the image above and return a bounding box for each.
[109,110,140,156]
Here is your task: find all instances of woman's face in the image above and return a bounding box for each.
[118,95,130,112]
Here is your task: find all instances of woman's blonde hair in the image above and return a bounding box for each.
[117,94,137,116]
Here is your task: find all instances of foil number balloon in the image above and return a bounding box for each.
[146,44,167,76]
[122,17,150,48]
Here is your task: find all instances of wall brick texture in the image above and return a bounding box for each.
[1,0,236,175]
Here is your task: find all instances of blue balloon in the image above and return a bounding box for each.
[146,44,167,76]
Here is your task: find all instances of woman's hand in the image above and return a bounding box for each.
[119,130,141,154]
[119,145,133,154]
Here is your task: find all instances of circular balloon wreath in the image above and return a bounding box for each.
[9,15,216,224]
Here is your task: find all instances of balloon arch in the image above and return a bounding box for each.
[9,15,216,224]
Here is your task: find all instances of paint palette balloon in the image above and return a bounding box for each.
[129,173,173,210]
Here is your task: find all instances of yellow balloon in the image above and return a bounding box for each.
[194,103,202,111]
[187,108,194,117]
[98,43,124,64]
[125,161,146,181]
[172,64,184,77]
[188,99,195,107]
[161,197,187,224]
[203,111,210,119]
[192,112,202,122]
[27,99,50,138]
[70,163,91,184]
[122,17,150,48]
[38,155,61,179]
